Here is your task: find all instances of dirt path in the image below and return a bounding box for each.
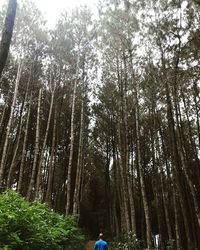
[84,240,95,250]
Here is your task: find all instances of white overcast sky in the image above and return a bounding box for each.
[0,0,98,27]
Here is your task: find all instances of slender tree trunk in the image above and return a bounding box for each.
[73,100,84,214]
[35,89,55,197]
[105,138,111,230]
[0,95,9,131]
[161,172,173,240]
[135,102,152,250]
[116,139,127,232]
[127,171,136,233]
[111,118,120,236]
[173,79,200,236]
[66,58,79,216]
[27,89,42,200]
[157,128,173,240]
[179,147,200,228]
[17,93,32,192]
[7,72,31,188]
[0,0,17,78]
[193,81,200,149]
[0,95,11,145]
[41,150,50,200]
[0,60,22,187]
[150,110,164,248]
[165,79,193,248]
[158,41,194,247]
[181,89,197,155]
[130,49,152,248]
[118,104,131,232]
[116,56,131,232]
[173,186,181,250]
[176,95,200,230]
[130,143,137,235]
[7,99,24,188]
[124,54,137,233]
[45,108,57,205]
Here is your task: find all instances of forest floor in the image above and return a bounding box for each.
[84,240,95,250]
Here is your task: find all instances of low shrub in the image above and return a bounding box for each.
[0,190,85,249]
[111,231,144,250]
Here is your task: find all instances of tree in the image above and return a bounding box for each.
[0,0,17,78]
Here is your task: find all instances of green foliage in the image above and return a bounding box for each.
[111,232,144,250]
[0,190,85,250]
[166,240,175,250]
[111,232,175,250]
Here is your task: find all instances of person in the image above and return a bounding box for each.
[93,233,108,250]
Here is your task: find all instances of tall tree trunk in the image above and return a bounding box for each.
[180,88,199,159]
[173,186,181,250]
[118,102,131,232]
[178,144,200,228]
[111,117,120,236]
[161,172,173,240]
[123,53,136,233]
[135,101,152,250]
[65,58,79,216]
[0,0,17,78]
[127,169,136,233]
[17,93,32,192]
[165,79,193,249]
[156,126,173,240]
[35,89,55,197]
[27,88,42,200]
[116,56,131,232]
[45,108,57,205]
[150,108,164,248]
[7,99,24,188]
[116,137,128,232]
[130,49,152,248]
[0,95,9,132]
[175,93,200,230]
[7,71,31,188]
[73,100,84,214]
[0,95,11,145]
[193,81,200,149]
[0,60,22,187]
[159,41,194,247]
[172,73,200,239]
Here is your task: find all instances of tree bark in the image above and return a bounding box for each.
[135,101,152,250]
[65,57,79,216]
[193,81,200,149]
[27,88,42,200]
[116,56,131,232]
[73,100,84,214]
[0,0,17,78]
[7,99,24,188]
[173,186,181,250]
[45,108,57,205]
[35,88,55,197]
[17,93,32,192]
[129,50,152,248]
[7,71,31,188]
[0,60,22,187]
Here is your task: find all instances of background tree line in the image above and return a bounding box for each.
[0,0,199,249]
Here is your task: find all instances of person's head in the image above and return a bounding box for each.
[99,233,104,239]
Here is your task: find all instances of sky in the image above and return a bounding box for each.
[0,0,98,27]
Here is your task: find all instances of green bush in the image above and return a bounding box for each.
[0,190,85,250]
[111,231,144,250]
[166,240,175,250]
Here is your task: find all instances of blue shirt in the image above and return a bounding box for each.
[93,239,108,250]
